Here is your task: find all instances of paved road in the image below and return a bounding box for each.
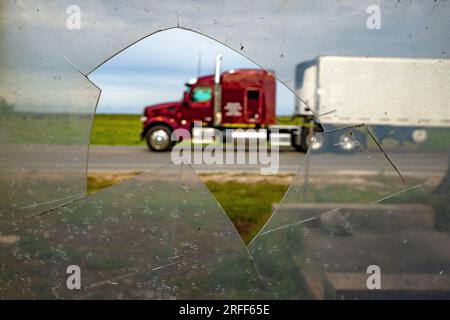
[87,145,449,175]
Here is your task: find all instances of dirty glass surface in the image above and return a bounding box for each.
[0,58,98,217]
[2,0,449,213]
[249,127,450,299]
[0,164,265,299]
[1,0,450,299]
[0,2,99,216]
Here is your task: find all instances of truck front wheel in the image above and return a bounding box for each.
[146,125,174,152]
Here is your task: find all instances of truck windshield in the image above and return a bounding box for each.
[191,87,212,102]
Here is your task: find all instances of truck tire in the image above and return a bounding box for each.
[411,128,427,144]
[307,132,325,152]
[292,128,325,152]
[146,125,174,152]
[336,130,365,153]
[291,129,305,152]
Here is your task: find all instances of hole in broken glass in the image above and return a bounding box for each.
[83,40,450,299]
[87,28,310,244]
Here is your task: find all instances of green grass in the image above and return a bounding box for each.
[0,113,92,145]
[87,172,450,244]
[204,181,289,243]
[90,114,144,145]
[87,173,289,244]
[275,115,303,125]
[89,114,450,152]
[2,113,449,151]
[89,114,305,146]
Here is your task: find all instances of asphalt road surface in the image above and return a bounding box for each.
[87,145,449,176]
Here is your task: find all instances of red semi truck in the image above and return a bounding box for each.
[141,55,314,152]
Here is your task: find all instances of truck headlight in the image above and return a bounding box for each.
[140,116,148,123]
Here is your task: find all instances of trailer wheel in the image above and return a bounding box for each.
[293,128,325,152]
[307,133,325,152]
[336,131,364,153]
[411,128,427,144]
[291,130,305,152]
[146,125,174,152]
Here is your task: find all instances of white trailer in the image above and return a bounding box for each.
[294,56,450,151]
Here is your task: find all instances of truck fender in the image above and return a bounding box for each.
[141,119,174,139]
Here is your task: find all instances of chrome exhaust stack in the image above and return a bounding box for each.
[213,53,222,126]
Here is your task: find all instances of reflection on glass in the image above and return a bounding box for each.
[250,128,450,299]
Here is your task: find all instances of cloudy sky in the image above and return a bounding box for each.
[88,28,295,115]
[4,1,449,114]
[85,0,450,116]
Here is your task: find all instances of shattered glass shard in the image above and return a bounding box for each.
[0,164,266,299]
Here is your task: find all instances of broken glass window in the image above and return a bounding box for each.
[1,0,449,299]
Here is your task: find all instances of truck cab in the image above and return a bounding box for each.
[141,66,276,151]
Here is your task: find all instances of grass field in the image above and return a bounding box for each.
[90,114,145,145]
[205,180,289,243]
[87,172,291,243]
[87,114,450,243]
[87,171,449,244]
[90,114,450,151]
[89,114,303,145]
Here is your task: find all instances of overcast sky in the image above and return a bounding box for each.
[4,1,448,114]
[89,29,295,115]
[87,0,450,116]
